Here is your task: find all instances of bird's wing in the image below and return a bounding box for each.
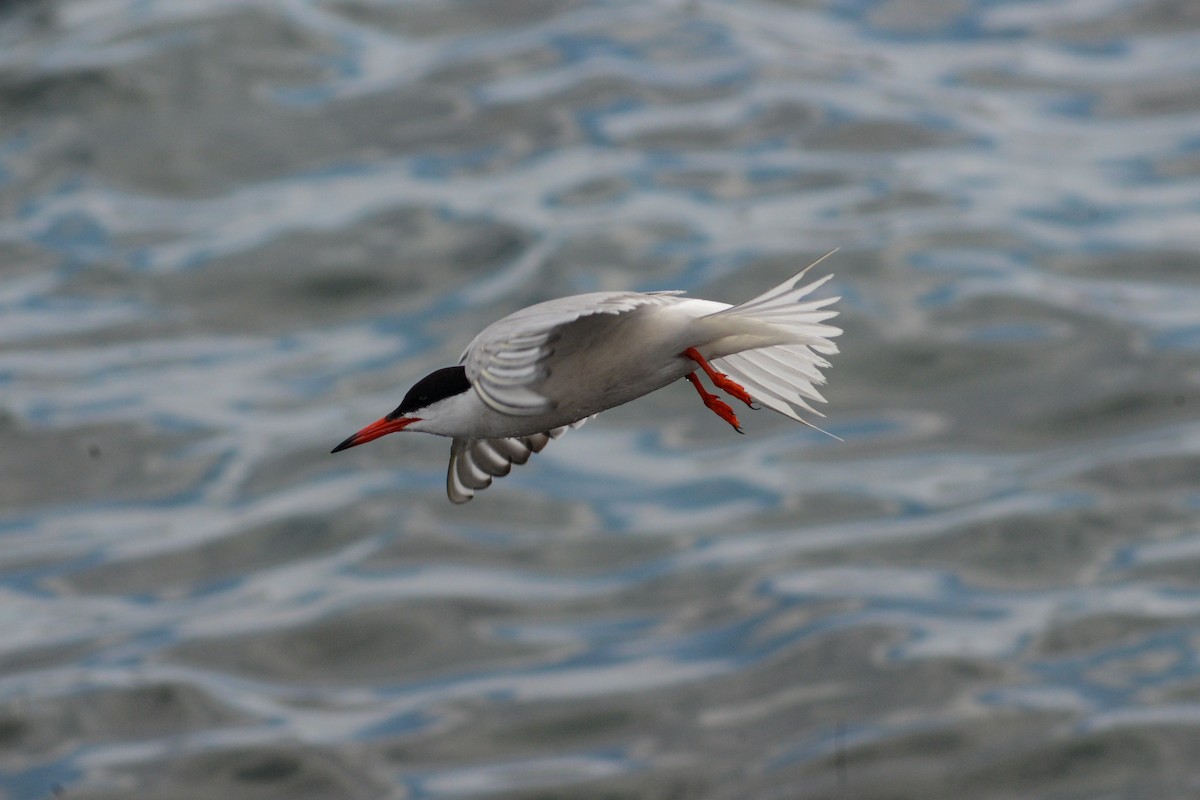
[460,291,684,416]
[446,417,594,504]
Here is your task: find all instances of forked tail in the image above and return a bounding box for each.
[707,251,842,435]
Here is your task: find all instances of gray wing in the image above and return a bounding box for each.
[460,290,685,416]
[446,417,594,504]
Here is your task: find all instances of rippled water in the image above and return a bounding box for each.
[3,0,1200,798]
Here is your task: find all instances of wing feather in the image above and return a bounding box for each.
[445,417,594,503]
[461,291,684,416]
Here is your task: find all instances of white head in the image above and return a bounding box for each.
[331,366,472,452]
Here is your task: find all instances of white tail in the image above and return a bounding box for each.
[708,252,842,436]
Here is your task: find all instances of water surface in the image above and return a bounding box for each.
[2,0,1200,798]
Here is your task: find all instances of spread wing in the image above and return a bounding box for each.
[460,291,684,416]
[446,417,594,504]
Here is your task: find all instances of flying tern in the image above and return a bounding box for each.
[333,254,842,502]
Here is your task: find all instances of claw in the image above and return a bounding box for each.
[686,373,743,432]
[683,347,754,407]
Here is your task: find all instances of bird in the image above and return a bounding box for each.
[332,253,842,503]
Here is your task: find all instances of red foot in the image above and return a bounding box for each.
[686,373,743,433]
[683,347,754,407]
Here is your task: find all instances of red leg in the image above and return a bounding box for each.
[683,347,754,407]
[686,373,743,433]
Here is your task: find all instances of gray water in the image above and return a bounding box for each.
[3,0,1200,798]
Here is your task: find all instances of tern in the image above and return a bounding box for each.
[333,254,842,503]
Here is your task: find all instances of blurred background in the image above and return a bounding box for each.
[2,0,1200,798]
